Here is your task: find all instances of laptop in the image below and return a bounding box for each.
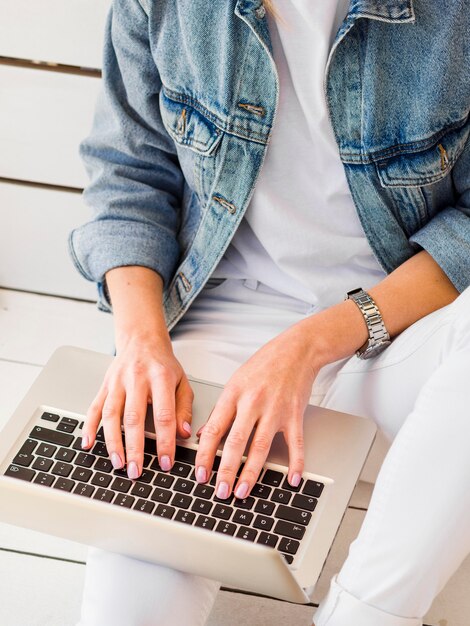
[0,346,376,603]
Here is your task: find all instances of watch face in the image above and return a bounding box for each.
[359,341,392,360]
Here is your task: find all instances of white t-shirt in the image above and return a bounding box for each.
[211,0,386,308]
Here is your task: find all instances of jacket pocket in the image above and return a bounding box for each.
[374,116,470,188]
[159,88,223,156]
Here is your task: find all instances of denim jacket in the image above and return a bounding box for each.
[69,0,470,331]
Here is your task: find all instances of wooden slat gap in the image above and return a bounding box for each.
[0,177,83,195]
[0,56,101,78]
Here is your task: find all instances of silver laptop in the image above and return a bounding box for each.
[0,346,376,603]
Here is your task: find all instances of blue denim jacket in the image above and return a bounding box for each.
[69,0,470,331]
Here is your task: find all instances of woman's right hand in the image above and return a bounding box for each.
[81,336,194,480]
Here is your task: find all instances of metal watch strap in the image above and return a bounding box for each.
[346,288,391,359]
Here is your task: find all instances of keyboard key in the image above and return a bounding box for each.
[257,532,278,548]
[174,446,197,465]
[54,447,76,463]
[292,494,318,512]
[174,510,196,525]
[92,442,108,457]
[111,477,132,493]
[94,458,113,473]
[278,537,300,555]
[194,484,214,499]
[170,493,192,509]
[271,489,292,504]
[4,464,35,481]
[154,504,175,519]
[138,469,155,484]
[233,496,255,510]
[254,500,275,516]
[93,488,114,503]
[36,443,57,458]
[209,473,217,486]
[62,417,79,428]
[72,437,85,451]
[71,467,93,482]
[33,472,55,487]
[195,515,216,530]
[251,483,272,499]
[214,492,234,504]
[41,412,60,422]
[273,520,305,540]
[215,521,236,536]
[144,438,157,455]
[74,452,96,468]
[32,457,54,472]
[52,462,73,478]
[133,499,155,514]
[212,504,233,520]
[233,510,254,526]
[131,482,152,499]
[150,457,163,472]
[96,427,105,442]
[79,421,84,429]
[281,476,304,492]
[191,498,213,515]
[169,462,191,478]
[53,477,75,492]
[30,426,74,448]
[261,469,283,487]
[12,440,37,467]
[236,527,257,542]
[151,487,172,504]
[154,473,175,489]
[113,467,129,478]
[57,421,77,434]
[74,483,95,498]
[275,504,311,526]
[174,478,195,494]
[254,514,274,531]
[14,438,38,458]
[212,455,221,471]
[113,494,135,508]
[143,454,153,468]
[91,472,113,488]
[282,553,294,564]
[302,480,324,498]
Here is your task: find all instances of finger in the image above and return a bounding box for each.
[122,380,148,480]
[175,376,194,438]
[151,373,177,471]
[282,417,305,487]
[194,393,236,487]
[82,385,107,450]
[234,423,274,499]
[215,403,257,499]
[101,386,126,470]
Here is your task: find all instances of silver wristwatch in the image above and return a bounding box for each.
[346,288,391,359]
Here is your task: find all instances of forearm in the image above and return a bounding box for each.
[105,266,171,352]
[302,250,459,367]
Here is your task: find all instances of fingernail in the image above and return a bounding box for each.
[216,481,229,500]
[81,435,89,449]
[196,425,205,437]
[183,421,192,435]
[111,452,123,470]
[290,472,302,487]
[127,461,139,480]
[160,455,171,471]
[196,466,207,483]
[234,482,249,499]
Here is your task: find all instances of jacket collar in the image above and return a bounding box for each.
[348,0,415,23]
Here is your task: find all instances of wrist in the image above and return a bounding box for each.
[115,321,172,354]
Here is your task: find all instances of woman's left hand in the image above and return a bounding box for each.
[193,317,328,500]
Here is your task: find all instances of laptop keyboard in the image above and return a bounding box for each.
[3,410,328,567]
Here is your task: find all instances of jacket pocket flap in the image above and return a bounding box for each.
[160,90,222,156]
[375,118,470,188]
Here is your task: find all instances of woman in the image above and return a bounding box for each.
[70,0,470,624]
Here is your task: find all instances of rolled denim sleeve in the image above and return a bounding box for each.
[69,0,184,311]
[409,135,470,293]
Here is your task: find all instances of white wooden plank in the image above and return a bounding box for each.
[0,551,84,626]
[0,0,110,69]
[0,182,97,300]
[0,289,114,366]
[0,65,100,187]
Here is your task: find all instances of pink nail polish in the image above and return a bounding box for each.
[81,435,89,449]
[183,421,192,435]
[291,472,302,487]
[216,481,229,500]
[234,482,249,499]
[127,461,139,480]
[196,466,207,483]
[160,455,171,471]
[111,452,123,470]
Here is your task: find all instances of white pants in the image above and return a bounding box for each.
[78,278,470,626]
